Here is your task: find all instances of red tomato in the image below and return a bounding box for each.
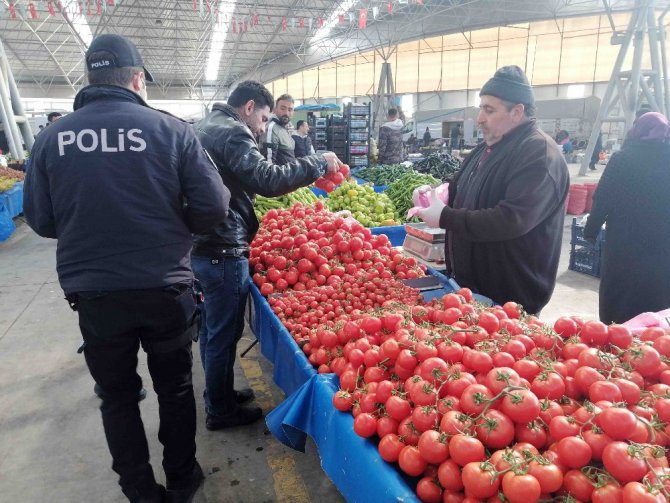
[500,389,541,424]
[527,461,563,493]
[398,445,427,476]
[332,390,353,411]
[554,316,579,338]
[461,462,500,499]
[448,434,486,466]
[625,345,662,377]
[459,384,495,416]
[438,459,464,492]
[416,477,442,503]
[417,430,449,465]
[474,410,515,449]
[378,433,405,462]
[562,469,595,501]
[549,415,579,440]
[353,412,377,437]
[582,428,613,461]
[609,324,633,349]
[556,436,592,468]
[603,441,648,484]
[485,367,521,394]
[622,481,667,503]
[531,371,565,400]
[501,472,541,503]
[592,482,624,503]
[597,407,637,440]
[580,320,609,345]
[589,380,623,403]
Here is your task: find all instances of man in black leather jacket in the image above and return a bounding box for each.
[192,81,342,430]
[24,35,230,503]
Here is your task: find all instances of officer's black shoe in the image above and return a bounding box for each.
[124,483,166,503]
[589,164,597,171]
[94,383,147,402]
[166,461,204,503]
[206,406,263,430]
[234,387,255,404]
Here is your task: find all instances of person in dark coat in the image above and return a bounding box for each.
[23,34,230,503]
[417,66,570,314]
[584,112,670,324]
[292,120,315,157]
[378,108,404,163]
[424,127,432,147]
[192,81,343,431]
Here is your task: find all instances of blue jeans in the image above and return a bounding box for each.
[191,255,250,416]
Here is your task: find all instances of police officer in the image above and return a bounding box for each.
[23,34,230,503]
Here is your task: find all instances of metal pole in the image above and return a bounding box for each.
[657,8,670,117]
[0,64,24,161]
[0,39,34,151]
[579,6,641,175]
[627,23,646,130]
[0,95,20,160]
[646,5,665,113]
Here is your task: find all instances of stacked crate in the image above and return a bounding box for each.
[569,218,606,277]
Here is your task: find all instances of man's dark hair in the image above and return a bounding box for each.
[228,80,274,111]
[388,108,398,118]
[296,120,306,129]
[276,94,294,106]
[501,99,536,118]
[47,112,62,122]
[87,51,141,86]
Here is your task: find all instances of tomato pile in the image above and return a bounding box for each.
[314,163,351,193]
[326,295,670,503]
[249,200,670,502]
[250,201,425,297]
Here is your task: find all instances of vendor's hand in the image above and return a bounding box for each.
[417,189,446,228]
[321,151,343,174]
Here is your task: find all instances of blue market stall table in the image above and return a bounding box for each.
[0,181,24,242]
[245,265,488,503]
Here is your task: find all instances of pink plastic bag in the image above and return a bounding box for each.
[407,183,449,219]
[622,308,670,335]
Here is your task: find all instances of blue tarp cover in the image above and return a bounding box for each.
[266,374,421,503]
[295,103,340,111]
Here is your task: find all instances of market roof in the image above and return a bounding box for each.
[0,0,657,100]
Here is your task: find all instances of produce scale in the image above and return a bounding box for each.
[402,222,446,266]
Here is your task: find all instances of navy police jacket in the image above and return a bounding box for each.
[24,85,230,294]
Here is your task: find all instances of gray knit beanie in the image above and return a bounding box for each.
[480,65,535,106]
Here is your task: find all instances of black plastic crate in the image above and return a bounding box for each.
[571,218,606,250]
[569,246,601,277]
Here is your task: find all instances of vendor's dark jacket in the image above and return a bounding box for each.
[292,133,314,157]
[584,140,670,323]
[192,103,327,252]
[263,117,296,165]
[23,85,230,294]
[441,119,569,314]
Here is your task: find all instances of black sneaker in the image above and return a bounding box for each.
[206,406,263,430]
[589,164,597,171]
[94,383,147,402]
[234,387,255,404]
[166,461,204,503]
[124,483,166,503]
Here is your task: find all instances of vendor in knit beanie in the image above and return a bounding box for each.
[480,65,535,114]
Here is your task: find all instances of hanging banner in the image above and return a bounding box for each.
[28,2,38,19]
[8,2,17,19]
[358,8,367,29]
[387,2,393,14]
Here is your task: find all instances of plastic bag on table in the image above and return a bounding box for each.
[622,309,670,335]
[332,210,361,229]
[407,183,449,219]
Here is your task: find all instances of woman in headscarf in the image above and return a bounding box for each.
[585,112,670,323]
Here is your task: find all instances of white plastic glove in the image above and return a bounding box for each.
[417,188,446,228]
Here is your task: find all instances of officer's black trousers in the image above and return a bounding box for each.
[75,286,198,499]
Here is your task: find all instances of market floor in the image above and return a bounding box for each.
[0,162,602,502]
